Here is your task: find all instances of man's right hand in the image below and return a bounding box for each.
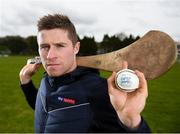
[19,63,41,84]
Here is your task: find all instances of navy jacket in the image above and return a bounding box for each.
[21,67,151,133]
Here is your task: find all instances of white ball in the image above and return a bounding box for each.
[115,69,139,92]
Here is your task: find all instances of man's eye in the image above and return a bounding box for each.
[40,45,49,50]
[56,44,65,48]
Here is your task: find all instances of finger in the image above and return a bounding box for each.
[135,70,148,97]
[23,64,41,76]
[108,72,125,96]
[122,61,128,69]
[107,72,117,92]
[34,63,42,69]
[31,64,42,74]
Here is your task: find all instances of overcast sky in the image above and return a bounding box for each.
[0,0,179,41]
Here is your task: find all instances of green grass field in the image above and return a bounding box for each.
[0,56,180,132]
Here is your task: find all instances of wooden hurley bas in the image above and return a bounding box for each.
[77,30,177,80]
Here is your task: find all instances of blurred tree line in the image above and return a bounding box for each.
[0,33,139,56]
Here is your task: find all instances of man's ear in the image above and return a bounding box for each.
[74,42,80,55]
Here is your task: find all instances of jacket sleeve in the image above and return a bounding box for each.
[20,80,38,110]
[118,116,151,133]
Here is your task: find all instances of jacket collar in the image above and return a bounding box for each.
[46,66,99,89]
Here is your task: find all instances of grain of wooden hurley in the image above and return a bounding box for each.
[77,30,177,80]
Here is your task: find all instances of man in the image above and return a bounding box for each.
[19,14,151,132]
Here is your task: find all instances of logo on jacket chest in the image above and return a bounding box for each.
[57,96,76,105]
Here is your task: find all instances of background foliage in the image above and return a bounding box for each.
[0,33,139,56]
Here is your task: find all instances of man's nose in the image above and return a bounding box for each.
[47,47,57,59]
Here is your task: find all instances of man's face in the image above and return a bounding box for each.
[37,28,80,77]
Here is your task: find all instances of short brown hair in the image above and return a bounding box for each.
[37,14,78,45]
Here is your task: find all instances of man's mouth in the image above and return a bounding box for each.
[46,63,60,67]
